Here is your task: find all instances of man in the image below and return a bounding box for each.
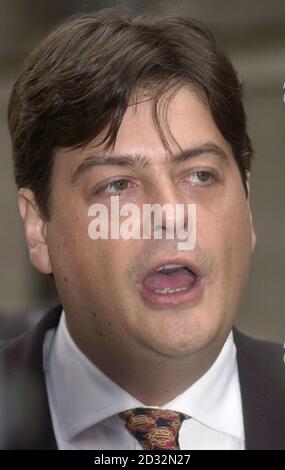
[1,8,284,450]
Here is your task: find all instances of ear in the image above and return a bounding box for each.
[245,172,257,252]
[18,188,52,274]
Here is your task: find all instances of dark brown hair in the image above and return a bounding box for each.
[8,8,253,219]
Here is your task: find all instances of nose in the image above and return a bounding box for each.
[143,174,193,243]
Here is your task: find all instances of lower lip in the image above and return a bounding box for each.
[137,276,203,308]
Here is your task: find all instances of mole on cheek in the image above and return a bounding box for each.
[63,277,68,283]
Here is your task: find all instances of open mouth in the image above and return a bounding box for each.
[138,260,203,307]
[144,264,197,294]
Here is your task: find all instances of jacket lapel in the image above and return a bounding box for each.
[233,328,285,449]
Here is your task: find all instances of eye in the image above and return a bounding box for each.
[104,179,133,194]
[186,170,215,185]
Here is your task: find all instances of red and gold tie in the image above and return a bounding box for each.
[119,407,190,450]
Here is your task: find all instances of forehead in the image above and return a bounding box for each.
[111,86,232,160]
[55,85,233,170]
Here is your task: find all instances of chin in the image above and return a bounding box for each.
[146,320,222,358]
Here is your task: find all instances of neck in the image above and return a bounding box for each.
[66,316,227,406]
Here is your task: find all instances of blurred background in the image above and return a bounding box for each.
[0,0,284,341]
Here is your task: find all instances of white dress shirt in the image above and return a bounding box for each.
[43,311,245,450]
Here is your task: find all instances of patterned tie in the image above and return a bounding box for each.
[119,407,190,450]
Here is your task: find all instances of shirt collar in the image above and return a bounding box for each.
[44,311,244,441]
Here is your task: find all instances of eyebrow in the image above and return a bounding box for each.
[71,142,228,185]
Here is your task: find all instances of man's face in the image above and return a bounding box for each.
[45,86,255,358]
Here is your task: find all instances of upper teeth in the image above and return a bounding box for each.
[156,264,185,272]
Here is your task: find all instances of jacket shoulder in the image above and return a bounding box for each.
[233,328,285,410]
[0,305,62,365]
[0,305,61,449]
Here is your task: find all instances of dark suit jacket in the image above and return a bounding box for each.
[0,304,284,449]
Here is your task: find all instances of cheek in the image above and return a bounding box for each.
[214,197,253,292]
[74,238,133,290]
[226,198,252,255]
[197,190,252,277]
